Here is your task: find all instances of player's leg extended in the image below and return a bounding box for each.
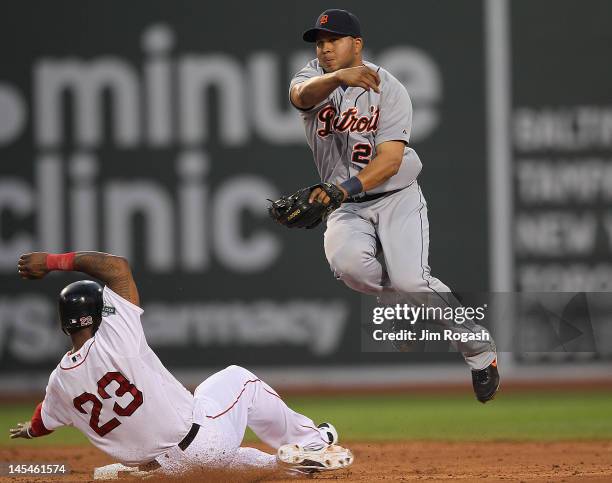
[376,183,496,370]
[324,205,386,294]
[190,365,328,469]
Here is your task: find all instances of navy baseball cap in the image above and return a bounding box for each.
[302,9,362,43]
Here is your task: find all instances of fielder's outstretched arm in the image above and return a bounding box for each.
[18,251,140,307]
[352,140,405,192]
[291,65,381,109]
[309,140,405,205]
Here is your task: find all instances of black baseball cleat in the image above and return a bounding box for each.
[471,358,500,403]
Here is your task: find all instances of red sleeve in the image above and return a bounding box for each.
[30,402,53,437]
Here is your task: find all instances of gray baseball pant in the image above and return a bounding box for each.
[324,181,496,370]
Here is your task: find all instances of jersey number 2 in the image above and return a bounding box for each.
[73,371,143,437]
[352,143,372,167]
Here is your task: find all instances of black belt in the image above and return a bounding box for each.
[178,423,200,451]
[346,187,403,203]
[139,423,200,471]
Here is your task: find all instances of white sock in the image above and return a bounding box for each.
[229,447,277,469]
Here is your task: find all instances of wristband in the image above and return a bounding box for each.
[29,402,53,437]
[340,177,363,197]
[46,252,76,271]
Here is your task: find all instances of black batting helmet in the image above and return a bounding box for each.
[58,280,103,335]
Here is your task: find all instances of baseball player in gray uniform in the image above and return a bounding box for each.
[290,9,500,402]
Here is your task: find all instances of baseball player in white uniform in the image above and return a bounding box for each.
[10,251,353,477]
[290,9,500,402]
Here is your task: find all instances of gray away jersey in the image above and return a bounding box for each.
[290,59,422,194]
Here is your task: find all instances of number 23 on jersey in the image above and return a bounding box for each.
[73,371,143,437]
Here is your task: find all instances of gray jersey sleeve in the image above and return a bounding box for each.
[289,60,329,113]
[375,76,412,145]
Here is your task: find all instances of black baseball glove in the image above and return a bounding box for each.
[268,183,345,229]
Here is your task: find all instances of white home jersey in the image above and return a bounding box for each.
[290,59,423,195]
[40,287,193,466]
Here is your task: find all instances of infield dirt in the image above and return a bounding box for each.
[1,441,611,482]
